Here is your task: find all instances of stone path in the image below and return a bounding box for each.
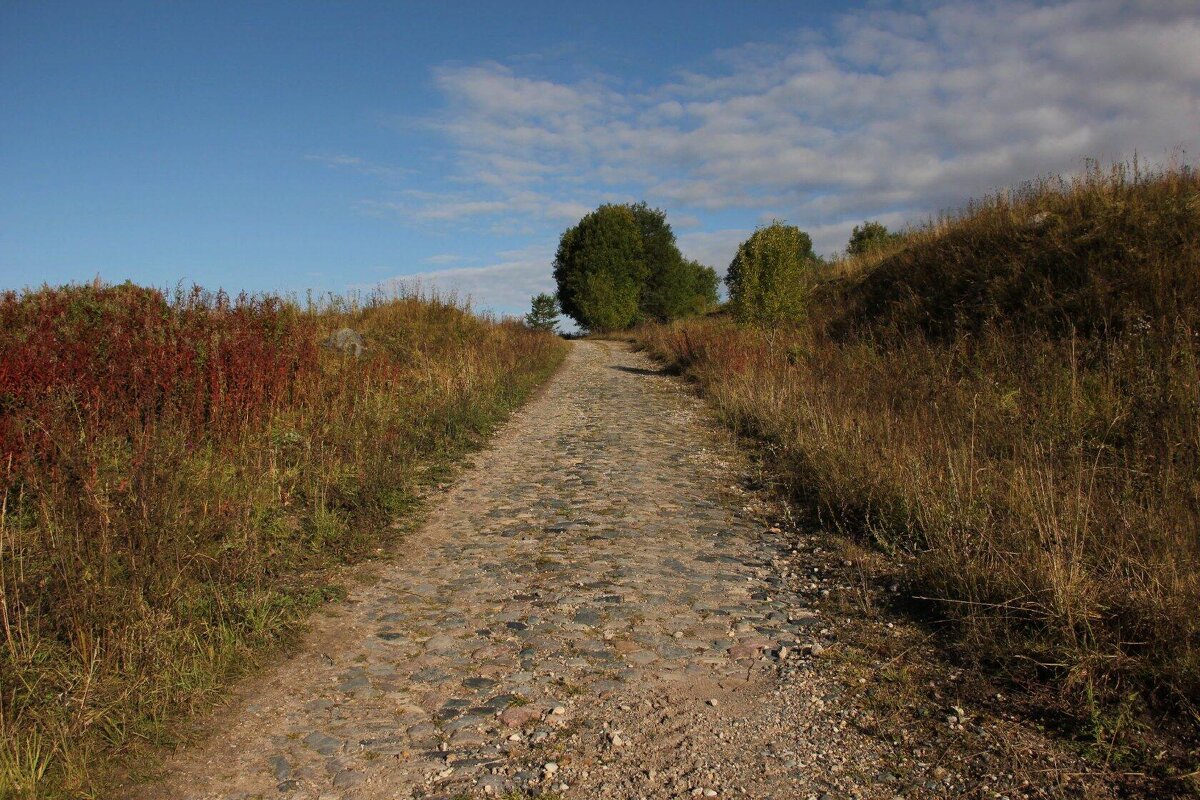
[134,340,1114,800]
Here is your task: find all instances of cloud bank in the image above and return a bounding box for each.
[381,0,1200,311]
[378,244,557,318]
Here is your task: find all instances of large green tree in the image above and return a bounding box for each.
[726,222,819,326]
[644,256,719,320]
[554,202,717,330]
[553,204,645,332]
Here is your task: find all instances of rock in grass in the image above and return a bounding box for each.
[323,327,365,357]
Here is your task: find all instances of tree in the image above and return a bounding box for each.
[577,270,640,333]
[553,201,717,330]
[725,222,819,326]
[629,202,680,317]
[847,220,898,256]
[689,260,721,314]
[644,256,720,320]
[524,293,559,332]
[553,204,646,332]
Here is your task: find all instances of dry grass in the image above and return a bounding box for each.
[635,163,1200,771]
[0,284,567,798]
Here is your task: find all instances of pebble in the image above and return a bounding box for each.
[267,754,291,781]
[499,706,541,728]
[478,774,507,795]
[332,770,364,788]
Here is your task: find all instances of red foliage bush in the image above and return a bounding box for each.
[0,284,320,482]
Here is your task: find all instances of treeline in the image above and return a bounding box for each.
[540,200,900,333]
[723,219,899,325]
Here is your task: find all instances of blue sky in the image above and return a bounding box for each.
[2,1,1197,318]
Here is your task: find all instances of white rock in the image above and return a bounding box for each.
[543,762,559,775]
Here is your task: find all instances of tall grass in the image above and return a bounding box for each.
[636,164,1200,737]
[0,283,566,798]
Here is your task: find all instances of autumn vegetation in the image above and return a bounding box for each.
[4,162,1196,794]
[636,163,1200,771]
[0,284,566,798]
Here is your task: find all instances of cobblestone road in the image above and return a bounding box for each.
[134,340,1110,800]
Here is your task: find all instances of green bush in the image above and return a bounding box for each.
[846,220,899,256]
[726,222,819,326]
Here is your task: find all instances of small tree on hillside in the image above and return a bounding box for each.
[847,220,898,256]
[726,222,818,326]
[524,293,559,332]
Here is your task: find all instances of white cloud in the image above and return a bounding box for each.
[413,0,1197,237]
[358,190,592,226]
[374,243,556,317]
[305,153,407,179]
[677,229,749,275]
[423,253,467,265]
[346,1,1197,317]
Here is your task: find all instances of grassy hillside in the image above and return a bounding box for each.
[0,283,567,798]
[636,164,1199,779]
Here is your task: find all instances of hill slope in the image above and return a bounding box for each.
[636,164,1200,787]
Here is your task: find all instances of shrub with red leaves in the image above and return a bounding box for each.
[0,283,319,483]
